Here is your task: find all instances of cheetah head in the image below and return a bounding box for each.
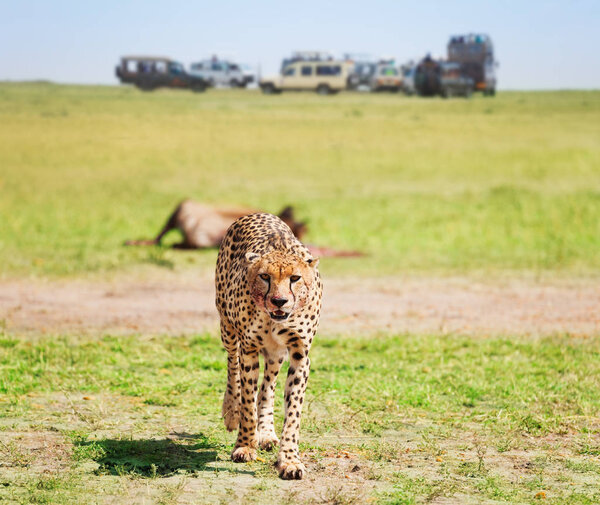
[245,250,319,322]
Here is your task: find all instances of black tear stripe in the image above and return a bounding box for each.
[262,278,271,308]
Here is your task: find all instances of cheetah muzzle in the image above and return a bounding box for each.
[215,213,323,480]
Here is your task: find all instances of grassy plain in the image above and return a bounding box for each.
[2,331,600,504]
[0,83,599,278]
[1,84,599,504]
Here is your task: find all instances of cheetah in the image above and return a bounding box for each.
[215,212,322,480]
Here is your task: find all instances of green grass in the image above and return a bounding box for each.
[1,83,599,277]
[1,329,600,503]
[1,82,599,503]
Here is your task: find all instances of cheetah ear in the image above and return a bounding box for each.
[306,257,319,269]
[245,252,260,265]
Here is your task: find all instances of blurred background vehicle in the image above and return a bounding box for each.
[414,54,442,96]
[347,60,377,91]
[414,55,473,98]
[344,53,376,91]
[370,62,402,92]
[115,56,208,92]
[447,33,496,95]
[400,61,416,95]
[190,56,255,88]
[260,59,352,95]
[439,61,474,97]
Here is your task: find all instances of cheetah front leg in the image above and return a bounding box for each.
[257,347,287,451]
[231,348,260,463]
[220,320,241,432]
[276,351,311,480]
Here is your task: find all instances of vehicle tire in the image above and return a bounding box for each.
[230,79,239,88]
[191,83,206,93]
[316,84,331,95]
[261,84,276,95]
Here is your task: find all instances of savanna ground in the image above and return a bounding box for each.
[0,83,599,504]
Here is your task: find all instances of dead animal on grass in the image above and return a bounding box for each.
[125,200,307,249]
[124,200,365,258]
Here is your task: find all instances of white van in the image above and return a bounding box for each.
[190,58,254,88]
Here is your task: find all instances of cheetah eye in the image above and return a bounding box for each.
[290,275,301,283]
[259,274,270,281]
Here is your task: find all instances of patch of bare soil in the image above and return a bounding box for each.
[0,273,598,337]
[0,431,71,474]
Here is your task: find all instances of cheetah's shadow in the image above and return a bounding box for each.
[77,431,254,477]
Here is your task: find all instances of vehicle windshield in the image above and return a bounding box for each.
[379,66,398,76]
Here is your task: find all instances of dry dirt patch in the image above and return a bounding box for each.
[0,273,598,337]
[0,430,71,474]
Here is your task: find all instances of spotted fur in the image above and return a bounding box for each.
[215,213,322,480]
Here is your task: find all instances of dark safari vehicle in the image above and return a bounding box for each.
[447,34,496,95]
[438,62,474,98]
[115,56,208,92]
[414,55,474,98]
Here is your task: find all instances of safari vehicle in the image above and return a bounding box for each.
[190,57,255,88]
[115,56,208,92]
[439,62,474,98]
[414,55,473,98]
[370,64,402,92]
[448,34,496,95]
[400,62,416,95]
[347,61,376,90]
[260,60,352,95]
[347,58,402,92]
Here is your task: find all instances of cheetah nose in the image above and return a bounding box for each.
[271,297,288,308]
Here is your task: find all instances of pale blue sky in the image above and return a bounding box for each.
[1,0,598,89]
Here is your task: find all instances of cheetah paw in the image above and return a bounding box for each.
[258,432,279,451]
[276,459,306,480]
[231,446,257,463]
